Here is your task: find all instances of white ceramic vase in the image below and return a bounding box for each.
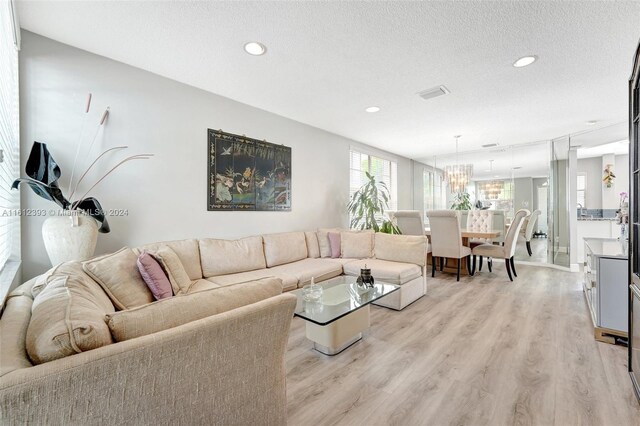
[42,214,99,265]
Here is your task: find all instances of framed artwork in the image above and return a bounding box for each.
[207,129,291,211]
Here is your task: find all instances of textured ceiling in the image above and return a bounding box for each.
[426,122,629,180]
[17,1,640,159]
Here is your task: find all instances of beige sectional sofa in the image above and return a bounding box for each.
[0,229,426,424]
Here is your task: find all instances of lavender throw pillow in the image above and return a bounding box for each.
[327,232,341,258]
[137,251,173,300]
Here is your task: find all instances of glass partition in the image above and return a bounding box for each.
[550,136,570,267]
[418,141,558,267]
[416,124,628,270]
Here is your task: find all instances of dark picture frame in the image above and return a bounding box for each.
[207,129,291,211]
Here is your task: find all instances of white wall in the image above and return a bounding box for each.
[513,177,533,211]
[576,157,602,209]
[577,154,629,209]
[19,31,414,279]
[615,154,629,198]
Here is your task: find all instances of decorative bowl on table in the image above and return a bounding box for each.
[302,283,323,302]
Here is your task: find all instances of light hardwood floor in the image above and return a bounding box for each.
[286,263,640,425]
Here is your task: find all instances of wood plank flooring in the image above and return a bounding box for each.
[285,263,640,425]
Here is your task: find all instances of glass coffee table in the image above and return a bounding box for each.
[292,276,399,355]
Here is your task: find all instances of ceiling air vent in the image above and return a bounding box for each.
[417,85,450,101]
[482,143,499,148]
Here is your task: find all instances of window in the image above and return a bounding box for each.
[0,1,20,272]
[577,173,587,208]
[423,169,446,223]
[349,149,398,222]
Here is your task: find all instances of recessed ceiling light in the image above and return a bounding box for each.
[484,169,491,172]
[513,55,537,68]
[244,42,266,56]
[365,106,380,113]
[586,120,598,125]
[494,175,500,178]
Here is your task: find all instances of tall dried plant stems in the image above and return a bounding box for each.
[71,154,154,210]
[68,146,128,201]
[69,107,110,199]
[67,93,92,194]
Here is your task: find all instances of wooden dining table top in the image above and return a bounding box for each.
[424,228,501,239]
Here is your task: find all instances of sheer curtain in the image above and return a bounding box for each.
[0,0,20,272]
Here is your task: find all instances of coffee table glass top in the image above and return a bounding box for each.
[292,276,400,326]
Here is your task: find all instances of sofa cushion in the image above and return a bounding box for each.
[30,266,58,298]
[343,259,421,285]
[199,236,266,277]
[152,246,193,294]
[268,258,343,287]
[105,277,283,342]
[374,233,427,267]
[262,232,307,267]
[341,231,374,259]
[188,278,222,293]
[207,269,298,292]
[1,280,36,376]
[305,231,320,258]
[83,247,154,310]
[137,251,173,300]
[134,239,202,281]
[328,258,360,266]
[26,268,115,364]
[317,228,342,258]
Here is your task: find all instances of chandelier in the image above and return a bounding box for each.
[481,180,503,199]
[443,135,473,193]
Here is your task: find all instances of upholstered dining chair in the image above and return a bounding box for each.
[466,210,493,272]
[392,210,426,236]
[466,210,493,247]
[471,209,529,281]
[426,210,472,281]
[523,209,541,256]
[389,210,432,257]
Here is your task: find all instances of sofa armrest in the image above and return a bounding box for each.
[0,293,297,425]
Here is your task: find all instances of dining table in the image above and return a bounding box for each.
[424,228,501,275]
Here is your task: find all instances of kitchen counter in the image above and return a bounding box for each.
[578,217,618,221]
[583,237,628,259]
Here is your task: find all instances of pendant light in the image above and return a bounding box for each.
[443,135,473,194]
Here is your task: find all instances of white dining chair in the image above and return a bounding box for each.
[426,210,472,281]
[471,209,529,281]
[466,209,493,272]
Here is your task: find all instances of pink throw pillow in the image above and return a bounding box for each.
[137,251,173,300]
[327,232,341,258]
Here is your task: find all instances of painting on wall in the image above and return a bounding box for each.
[208,129,291,211]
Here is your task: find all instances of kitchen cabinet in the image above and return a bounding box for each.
[577,219,618,262]
[583,238,628,344]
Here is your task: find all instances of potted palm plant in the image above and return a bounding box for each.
[450,192,472,210]
[347,172,400,233]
